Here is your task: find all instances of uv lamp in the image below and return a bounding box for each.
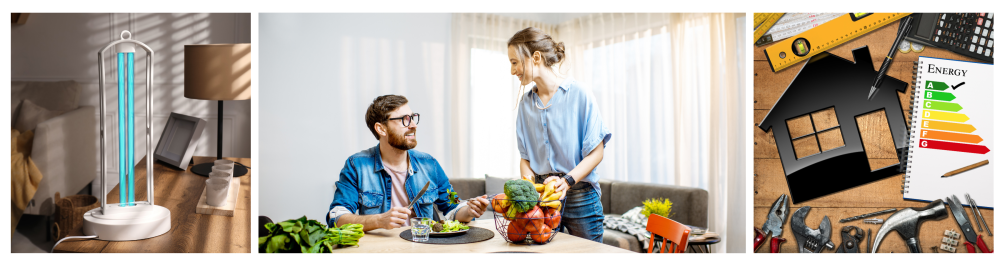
[83,31,171,241]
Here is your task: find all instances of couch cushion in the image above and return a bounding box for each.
[484,174,509,196]
[11,81,80,126]
[448,178,485,202]
[602,228,642,252]
[609,181,708,228]
[14,99,68,132]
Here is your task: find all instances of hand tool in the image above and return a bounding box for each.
[754,194,790,253]
[406,181,431,209]
[791,206,835,253]
[840,208,898,222]
[869,16,914,100]
[835,226,865,253]
[867,228,872,253]
[965,193,991,236]
[872,199,947,253]
[931,246,939,253]
[946,195,993,253]
[864,218,884,224]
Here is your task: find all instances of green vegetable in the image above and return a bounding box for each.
[503,179,539,216]
[446,188,460,205]
[640,198,673,219]
[259,216,365,253]
[439,220,470,232]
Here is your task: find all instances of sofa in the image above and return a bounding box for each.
[12,81,98,216]
[448,177,708,252]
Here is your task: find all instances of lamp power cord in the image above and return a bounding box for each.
[52,235,98,253]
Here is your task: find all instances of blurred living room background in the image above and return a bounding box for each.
[260,13,746,252]
[10,13,251,252]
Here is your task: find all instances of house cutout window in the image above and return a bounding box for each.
[786,107,845,159]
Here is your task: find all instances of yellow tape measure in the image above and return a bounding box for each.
[753,13,784,43]
[764,13,912,72]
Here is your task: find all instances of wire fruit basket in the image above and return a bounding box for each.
[491,195,566,244]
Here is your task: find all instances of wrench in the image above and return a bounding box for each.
[791,206,835,253]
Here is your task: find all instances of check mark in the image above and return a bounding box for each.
[951,82,965,90]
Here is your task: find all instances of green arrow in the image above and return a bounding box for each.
[923,100,963,112]
[925,81,948,91]
[924,91,956,101]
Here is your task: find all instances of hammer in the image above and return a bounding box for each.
[871,199,947,253]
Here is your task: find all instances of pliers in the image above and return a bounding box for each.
[947,195,993,253]
[754,194,790,253]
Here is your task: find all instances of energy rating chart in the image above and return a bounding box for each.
[917,80,991,155]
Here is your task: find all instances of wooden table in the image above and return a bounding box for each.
[753,15,993,253]
[54,156,252,253]
[329,221,634,253]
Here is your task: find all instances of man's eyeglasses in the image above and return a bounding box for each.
[386,113,420,127]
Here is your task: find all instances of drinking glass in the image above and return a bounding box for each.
[410,217,431,242]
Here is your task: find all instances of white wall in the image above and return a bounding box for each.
[11,13,252,193]
[259,14,452,221]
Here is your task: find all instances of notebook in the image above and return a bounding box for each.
[904,57,993,208]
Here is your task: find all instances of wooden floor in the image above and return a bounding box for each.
[753,17,994,253]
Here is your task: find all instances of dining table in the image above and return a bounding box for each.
[328,220,635,253]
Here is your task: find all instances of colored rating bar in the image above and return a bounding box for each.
[923,100,963,112]
[925,80,949,91]
[918,139,991,154]
[924,91,956,101]
[920,130,984,144]
[920,120,977,133]
[922,110,970,122]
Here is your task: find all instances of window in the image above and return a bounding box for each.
[787,107,845,159]
[468,48,522,179]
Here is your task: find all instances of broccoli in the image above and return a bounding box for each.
[503,179,539,216]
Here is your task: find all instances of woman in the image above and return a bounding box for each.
[507,27,611,243]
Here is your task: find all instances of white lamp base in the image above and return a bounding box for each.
[82,203,171,241]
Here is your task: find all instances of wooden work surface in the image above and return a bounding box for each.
[329,221,635,253]
[753,16,993,253]
[54,156,252,253]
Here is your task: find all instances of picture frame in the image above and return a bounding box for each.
[154,112,207,170]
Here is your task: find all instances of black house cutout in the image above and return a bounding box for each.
[759,46,909,203]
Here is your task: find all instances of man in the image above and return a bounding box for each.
[328,95,489,231]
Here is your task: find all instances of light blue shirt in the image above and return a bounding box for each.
[516,78,611,193]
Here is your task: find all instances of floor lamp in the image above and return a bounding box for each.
[184,44,251,177]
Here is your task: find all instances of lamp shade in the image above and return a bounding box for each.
[184,44,251,100]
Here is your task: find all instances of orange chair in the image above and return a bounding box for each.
[645,214,691,253]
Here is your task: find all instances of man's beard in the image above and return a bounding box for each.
[386,125,417,150]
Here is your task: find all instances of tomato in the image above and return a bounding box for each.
[524,206,544,230]
[543,207,561,228]
[530,224,553,243]
[507,222,528,242]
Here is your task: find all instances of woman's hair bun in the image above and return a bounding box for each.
[554,42,566,61]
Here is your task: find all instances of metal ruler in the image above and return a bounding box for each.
[753,13,784,43]
[764,13,912,72]
[756,13,841,46]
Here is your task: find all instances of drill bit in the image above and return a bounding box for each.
[840,208,897,222]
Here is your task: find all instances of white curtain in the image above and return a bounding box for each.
[451,14,558,180]
[451,13,746,253]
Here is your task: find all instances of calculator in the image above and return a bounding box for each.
[905,13,994,63]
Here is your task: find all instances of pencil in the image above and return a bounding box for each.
[942,160,990,178]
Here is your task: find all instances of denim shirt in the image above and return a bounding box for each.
[516,78,612,193]
[327,144,465,227]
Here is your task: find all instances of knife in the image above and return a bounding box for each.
[406,181,431,209]
[947,195,993,253]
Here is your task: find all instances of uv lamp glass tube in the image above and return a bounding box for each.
[117,52,136,207]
